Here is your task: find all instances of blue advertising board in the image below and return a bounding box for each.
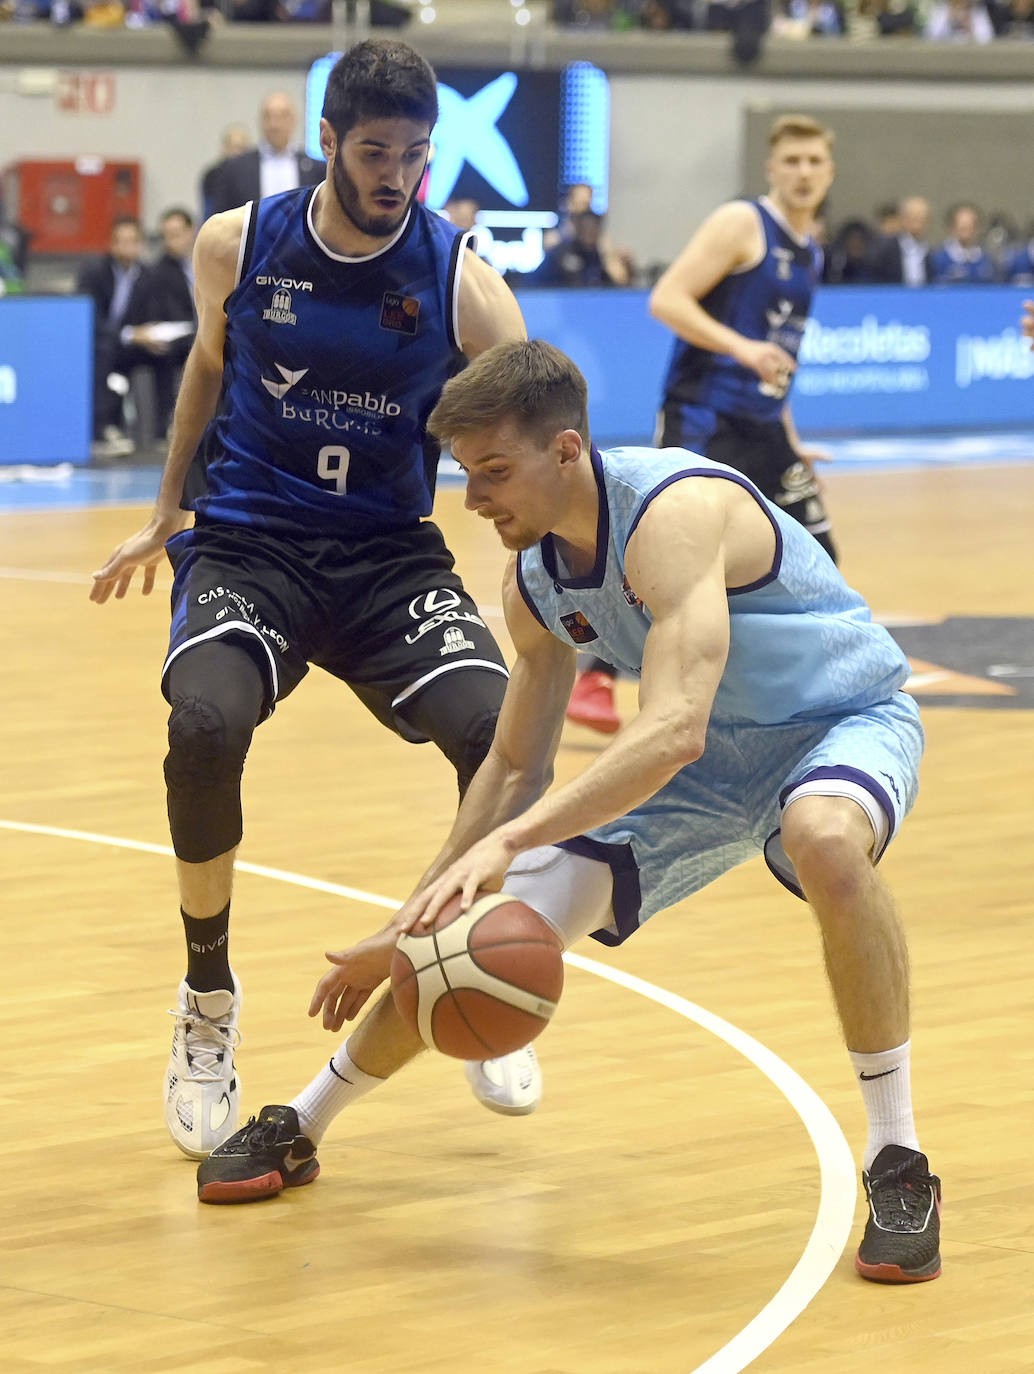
[0,296,92,465]
[515,284,1034,445]
[795,285,1034,433]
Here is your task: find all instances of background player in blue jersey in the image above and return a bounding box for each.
[568,115,836,735]
[89,39,541,1160]
[196,339,942,1288]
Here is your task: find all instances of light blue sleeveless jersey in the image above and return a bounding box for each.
[517,446,909,725]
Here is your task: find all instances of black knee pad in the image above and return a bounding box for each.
[443,707,500,799]
[165,697,251,863]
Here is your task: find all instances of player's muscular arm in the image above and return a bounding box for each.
[411,484,735,925]
[90,210,243,603]
[649,201,794,389]
[456,250,527,359]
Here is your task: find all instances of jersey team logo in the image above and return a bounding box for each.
[261,364,308,400]
[263,288,298,326]
[380,292,420,335]
[560,610,599,644]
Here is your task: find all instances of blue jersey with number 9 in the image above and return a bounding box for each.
[193,185,468,537]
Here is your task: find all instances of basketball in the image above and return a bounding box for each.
[391,891,564,1059]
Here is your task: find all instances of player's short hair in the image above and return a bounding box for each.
[428,340,590,449]
[322,38,438,139]
[768,114,835,152]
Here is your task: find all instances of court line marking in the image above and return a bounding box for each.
[0,817,856,1374]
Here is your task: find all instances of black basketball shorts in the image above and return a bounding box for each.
[161,519,508,740]
[658,401,826,518]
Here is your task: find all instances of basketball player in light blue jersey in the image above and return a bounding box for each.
[568,114,836,735]
[90,40,541,1162]
[219,340,942,1285]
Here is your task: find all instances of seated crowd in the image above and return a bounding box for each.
[552,0,1034,38]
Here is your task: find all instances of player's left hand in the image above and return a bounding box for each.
[309,925,399,1031]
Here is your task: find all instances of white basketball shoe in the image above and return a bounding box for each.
[465,1044,542,1116]
[165,975,242,1158]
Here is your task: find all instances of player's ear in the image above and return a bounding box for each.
[319,118,337,163]
[557,429,583,466]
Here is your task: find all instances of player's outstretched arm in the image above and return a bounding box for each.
[309,564,575,1028]
[1022,300,1034,349]
[411,487,733,931]
[89,210,244,604]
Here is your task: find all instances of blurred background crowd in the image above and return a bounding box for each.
[4,0,1034,42]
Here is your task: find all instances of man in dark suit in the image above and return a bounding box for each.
[206,91,324,215]
[76,215,146,459]
[867,195,933,286]
[122,207,198,443]
[199,124,252,222]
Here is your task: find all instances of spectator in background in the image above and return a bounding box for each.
[1004,224,1034,285]
[925,0,995,39]
[772,0,846,36]
[867,0,923,32]
[1006,0,1034,34]
[868,194,933,285]
[199,124,252,222]
[76,215,146,460]
[544,184,638,283]
[984,210,1020,279]
[441,197,480,232]
[528,210,632,288]
[543,182,594,250]
[873,201,901,237]
[121,207,198,445]
[929,202,995,283]
[824,218,874,283]
[206,91,324,216]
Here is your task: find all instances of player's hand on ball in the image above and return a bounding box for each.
[407,832,516,932]
[309,926,399,1031]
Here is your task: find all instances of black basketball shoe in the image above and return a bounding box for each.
[197,1104,319,1204]
[856,1144,942,1282]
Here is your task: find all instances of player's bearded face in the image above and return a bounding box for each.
[332,146,418,239]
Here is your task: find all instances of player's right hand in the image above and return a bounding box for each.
[739,339,796,393]
[309,926,399,1031]
[90,512,188,604]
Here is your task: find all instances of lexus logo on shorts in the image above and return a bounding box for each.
[408,588,461,619]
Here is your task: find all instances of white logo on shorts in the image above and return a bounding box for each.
[440,626,476,656]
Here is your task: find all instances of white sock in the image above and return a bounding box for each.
[848,1039,920,1171]
[289,1041,384,1145]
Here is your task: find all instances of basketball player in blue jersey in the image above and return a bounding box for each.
[568,114,836,735]
[198,339,942,1288]
[88,39,542,1160]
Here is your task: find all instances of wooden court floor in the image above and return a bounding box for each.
[2,462,1033,1373]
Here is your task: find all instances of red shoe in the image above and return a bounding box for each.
[566,670,621,734]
